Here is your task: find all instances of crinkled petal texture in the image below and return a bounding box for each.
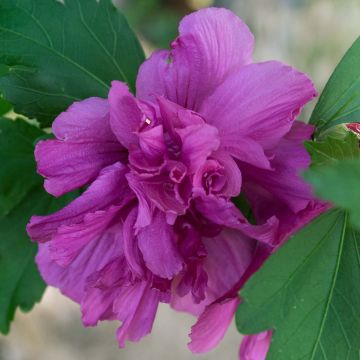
[36,98,125,197]
[239,331,272,360]
[137,7,254,110]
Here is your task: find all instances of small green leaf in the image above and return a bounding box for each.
[304,159,360,228]
[305,131,360,167]
[0,0,145,127]
[0,118,43,216]
[310,37,360,134]
[236,210,360,360]
[0,186,75,334]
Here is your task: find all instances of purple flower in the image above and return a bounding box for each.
[27,7,324,355]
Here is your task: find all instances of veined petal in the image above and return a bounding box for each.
[52,97,116,142]
[36,97,124,197]
[178,123,220,174]
[201,61,317,150]
[27,162,131,243]
[36,140,124,197]
[137,8,254,110]
[113,281,161,347]
[239,331,272,360]
[49,205,122,267]
[137,210,183,279]
[109,81,142,149]
[188,297,240,353]
[36,229,122,303]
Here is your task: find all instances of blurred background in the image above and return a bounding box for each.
[0,0,359,359]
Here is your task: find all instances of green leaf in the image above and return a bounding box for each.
[236,210,360,360]
[304,159,360,228]
[0,97,11,116]
[305,132,360,167]
[0,0,145,127]
[0,118,44,216]
[0,186,75,334]
[310,37,360,134]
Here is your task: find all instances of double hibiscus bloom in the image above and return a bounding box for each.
[27,7,325,359]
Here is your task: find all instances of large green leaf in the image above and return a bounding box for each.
[0,186,75,334]
[0,118,43,216]
[0,97,11,116]
[236,210,360,360]
[0,116,76,333]
[0,0,145,127]
[310,37,360,134]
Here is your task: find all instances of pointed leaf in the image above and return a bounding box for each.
[0,0,145,127]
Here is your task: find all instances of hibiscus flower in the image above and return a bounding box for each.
[27,7,324,358]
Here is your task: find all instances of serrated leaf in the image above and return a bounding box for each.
[0,186,76,334]
[0,0,145,127]
[304,159,360,228]
[310,37,360,134]
[0,118,43,216]
[236,210,360,360]
[305,132,360,167]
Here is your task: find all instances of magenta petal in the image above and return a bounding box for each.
[27,162,130,243]
[242,121,315,215]
[36,97,124,197]
[109,81,142,149]
[211,151,242,197]
[113,282,160,347]
[36,140,124,197]
[50,205,121,267]
[203,229,255,299]
[137,8,254,110]
[195,195,278,245]
[137,210,183,279]
[178,123,220,174]
[239,331,272,360]
[36,230,122,303]
[52,97,116,142]
[123,208,145,277]
[126,173,154,229]
[201,61,317,150]
[188,297,240,353]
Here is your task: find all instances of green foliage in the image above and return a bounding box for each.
[304,132,360,167]
[0,118,43,216]
[236,210,360,360]
[0,97,11,116]
[0,117,76,333]
[0,186,75,334]
[304,160,360,229]
[0,0,145,127]
[310,37,360,134]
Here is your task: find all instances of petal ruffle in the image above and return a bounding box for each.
[36,229,122,303]
[137,8,254,110]
[27,162,131,243]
